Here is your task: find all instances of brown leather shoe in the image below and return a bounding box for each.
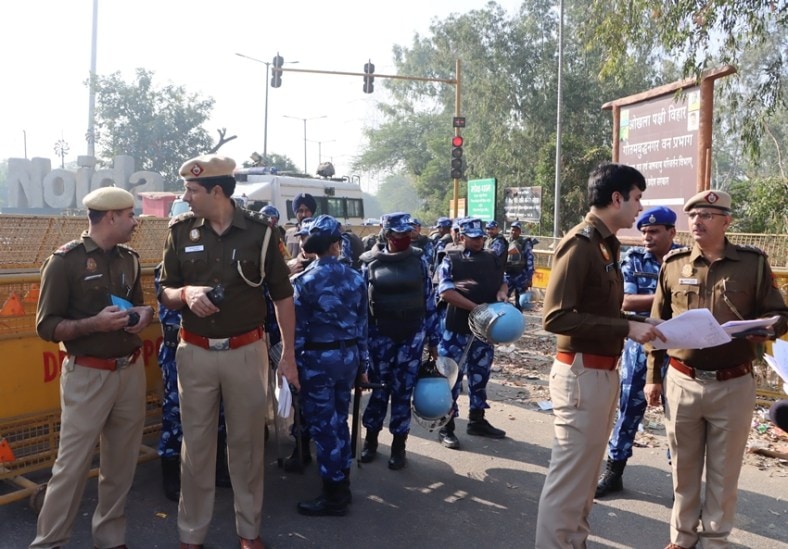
[664,544,694,549]
[179,544,203,549]
[239,537,264,549]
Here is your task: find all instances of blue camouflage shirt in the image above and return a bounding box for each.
[292,255,369,364]
[621,244,679,314]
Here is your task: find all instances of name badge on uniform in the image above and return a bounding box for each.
[678,278,699,285]
[184,245,204,253]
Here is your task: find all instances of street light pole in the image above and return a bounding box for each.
[283,114,327,174]
[235,53,299,163]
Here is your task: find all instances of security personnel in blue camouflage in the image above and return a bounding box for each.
[360,212,440,470]
[436,217,509,450]
[484,220,508,259]
[596,206,678,498]
[430,217,453,273]
[291,215,369,517]
[410,218,435,265]
[505,221,536,309]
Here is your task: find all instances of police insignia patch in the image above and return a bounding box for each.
[86,258,97,272]
[648,214,656,224]
[190,164,204,177]
[707,192,719,204]
[681,263,694,277]
[599,243,611,262]
[189,229,200,242]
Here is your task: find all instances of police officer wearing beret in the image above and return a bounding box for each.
[359,213,440,469]
[158,154,297,549]
[536,164,664,548]
[32,187,154,549]
[596,206,678,498]
[645,190,788,549]
[290,215,369,516]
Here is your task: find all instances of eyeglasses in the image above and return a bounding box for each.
[687,211,727,221]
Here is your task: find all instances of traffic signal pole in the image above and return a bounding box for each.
[274,60,463,218]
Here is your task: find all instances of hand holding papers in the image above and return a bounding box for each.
[649,310,782,350]
[650,309,730,350]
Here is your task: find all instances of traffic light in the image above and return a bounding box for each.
[271,54,284,88]
[451,134,464,179]
[363,60,375,94]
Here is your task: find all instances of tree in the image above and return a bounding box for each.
[92,69,215,189]
[242,152,298,172]
[585,0,787,159]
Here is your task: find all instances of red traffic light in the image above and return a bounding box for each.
[452,135,464,147]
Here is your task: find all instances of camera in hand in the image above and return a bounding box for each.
[127,311,140,327]
[207,284,225,306]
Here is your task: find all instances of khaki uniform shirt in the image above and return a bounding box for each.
[647,239,788,383]
[542,212,630,356]
[36,233,144,358]
[285,226,302,258]
[159,205,293,338]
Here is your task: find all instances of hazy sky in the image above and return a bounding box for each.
[1,0,521,191]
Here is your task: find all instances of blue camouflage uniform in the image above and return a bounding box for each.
[484,221,508,260]
[506,236,536,298]
[361,232,441,437]
[437,220,505,418]
[293,219,368,483]
[154,264,183,458]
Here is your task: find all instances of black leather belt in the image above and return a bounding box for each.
[304,338,358,351]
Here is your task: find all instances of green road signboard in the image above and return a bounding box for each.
[467,178,497,221]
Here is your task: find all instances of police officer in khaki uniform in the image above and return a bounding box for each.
[159,154,298,549]
[285,193,316,261]
[645,190,788,549]
[535,163,664,548]
[32,187,154,549]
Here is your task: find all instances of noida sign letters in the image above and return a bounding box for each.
[4,155,164,212]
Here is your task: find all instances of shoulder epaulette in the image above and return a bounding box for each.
[117,243,140,257]
[53,239,82,256]
[734,244,767,257]
[663,247,691,261]
[168,211,195,228]
[243,209,271,225]
[576,224,594,240]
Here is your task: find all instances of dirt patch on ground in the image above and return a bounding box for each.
[489,304,788,471]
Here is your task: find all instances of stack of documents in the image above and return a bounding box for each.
[650,309,780,350]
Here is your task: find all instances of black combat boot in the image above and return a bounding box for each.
[283,436,313,473]
[360,429,379,463]
[438,418,460,449]
[215,439,232,488]
[297,477,350,517]
[342,468,353,504]
[388,434,408,470]
[595,458,626,498]
[466,409,506,438]
[160,455,180,502]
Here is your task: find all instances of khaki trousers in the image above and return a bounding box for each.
[535,355,619,549]
[665,367,755,549]
[176,339,268,543]
[30,355,146,549]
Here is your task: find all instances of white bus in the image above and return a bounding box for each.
[233,168,365,225]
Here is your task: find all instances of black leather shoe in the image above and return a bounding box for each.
[438,427,460,449]
[466,418,506,438]
[297,479,350,517]
[283,438,312,473]
[161,456,180,502]
[387,434,407,470]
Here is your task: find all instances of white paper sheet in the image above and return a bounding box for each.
[764,339,788,390]
[275,375,292,418]
[650,308,731,350]
[720,315,781,336]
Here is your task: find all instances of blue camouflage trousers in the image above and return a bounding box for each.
[608,338,647,461]
[362,332,425,435]
[298,347,358,482]
[438,330,494,417]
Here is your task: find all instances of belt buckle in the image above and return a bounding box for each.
[695,369,717,381]
[115,356,131,369]
[208,338,231,351]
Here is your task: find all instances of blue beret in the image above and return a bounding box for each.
[308,215,342,239]
[295,217,314,236]
[292,193,317,215]
[261,205,279,218]
[486,220,499,229]
[433,217,452,229]
[460,218,485,238]
[383,212,415,233]
[636,206,677,230]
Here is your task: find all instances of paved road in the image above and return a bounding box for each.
[3,379,787,549]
